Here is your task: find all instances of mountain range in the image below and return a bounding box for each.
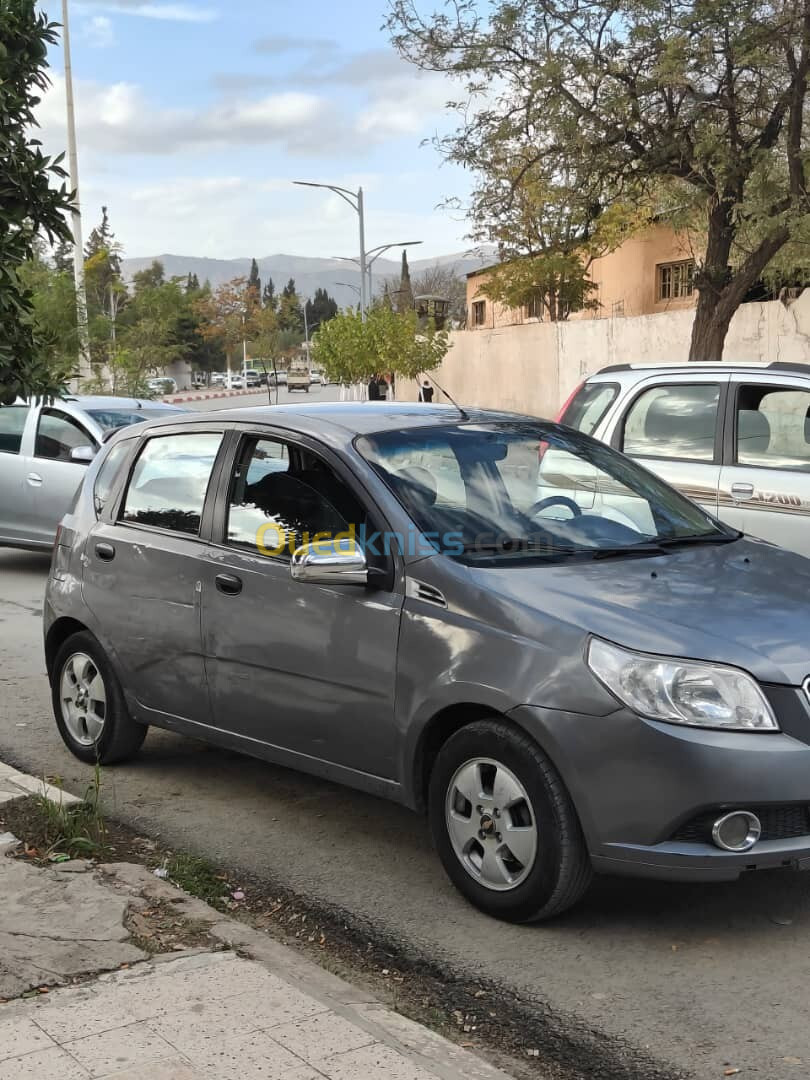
[120,250,494,309]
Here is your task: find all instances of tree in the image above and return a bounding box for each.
[406,263,468,324]
[311,306,450,385]
[278,278,304,336]
[305,287,338,331]
[248,258,261,301]
[262,277,276,311]
[185,272,200,293]
[193,277,256,372]
[53,237,74,274]
[17,250,78,388]
[0,2,74,404]
[133,260,165,293]
[396,250,414,313]
[389,0,810,360]
[111,278,187,396]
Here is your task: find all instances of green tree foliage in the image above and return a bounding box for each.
[397,249,414,312]
[262,277,276,311]
[0,2,74,404]
[53,237,73,274]
[193,276,256,370]
[389,0,810,359]
[132,259,165,293]
[248,257,261,300]
[109,278,186,395]
[17,250,78,388]
[278,278,304,336]
[304,287,338,331]
[311,306,450,384]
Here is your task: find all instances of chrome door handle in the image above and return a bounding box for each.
[730,482,754,500]
[26,473,43,487]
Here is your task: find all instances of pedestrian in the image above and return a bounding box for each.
[367,375,382,401]
[418,379,434,403]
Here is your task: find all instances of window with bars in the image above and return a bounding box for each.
[657,260,695,300]
[472,300,486,326]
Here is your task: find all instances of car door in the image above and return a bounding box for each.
[199,429,404,780]
[81,426,228,726]
[25,406,99,545]
[0,403,36,545]
[718,378,810,555]
[606,375,729,519]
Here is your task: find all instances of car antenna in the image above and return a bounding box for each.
[423,372,469,421]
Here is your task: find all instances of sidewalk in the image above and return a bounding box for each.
[0,762,516,1080]
[162,388,262,404]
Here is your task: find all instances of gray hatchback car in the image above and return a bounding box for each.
[44,403,810,921]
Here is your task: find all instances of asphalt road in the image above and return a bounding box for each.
[1,390,808,1079]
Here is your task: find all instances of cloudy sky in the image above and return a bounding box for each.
[37,0,472,261]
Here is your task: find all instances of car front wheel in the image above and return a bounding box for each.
[52,631,147,765]
[429,719,592,922]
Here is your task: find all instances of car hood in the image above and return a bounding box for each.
[468,538,810,686]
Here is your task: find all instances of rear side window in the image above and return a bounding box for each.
[559,383,618,435]
[736,385,810,471]
[622,383,720,462]
[0,404,29,454]
[121,432,223,535]
[94,441,133,515]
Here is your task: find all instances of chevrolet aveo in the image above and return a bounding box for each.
[44,403,810,922]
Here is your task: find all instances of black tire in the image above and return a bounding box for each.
[429,719,592,922]
[51,631,147,765]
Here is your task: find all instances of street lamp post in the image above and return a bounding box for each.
[294,181,368,319]
[61,0,91,384]
[333,240,423,305]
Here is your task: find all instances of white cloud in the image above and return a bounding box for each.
[356,75,453,140]
[82,15,115,47]
[39,75,345,156]
[74,1,218,22]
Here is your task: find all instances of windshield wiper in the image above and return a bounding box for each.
[656,530,742,548]
[590,542,667,560]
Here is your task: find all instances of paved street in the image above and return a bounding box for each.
[1,391,809,1079]
[178,385,344,410]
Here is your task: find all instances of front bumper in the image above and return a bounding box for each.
[512,685,810,882]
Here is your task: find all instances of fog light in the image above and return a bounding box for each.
[711,811,761,852]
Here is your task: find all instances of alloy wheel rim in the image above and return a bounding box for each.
[445,757,538,892]
[60,652,107,747]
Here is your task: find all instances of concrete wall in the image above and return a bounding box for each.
[397,291,810,418]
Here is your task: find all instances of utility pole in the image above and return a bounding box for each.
[61,0,91,385]
[293,181,369,321]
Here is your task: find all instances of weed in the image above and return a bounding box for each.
[165,853,229,908]
[34,765,107,858]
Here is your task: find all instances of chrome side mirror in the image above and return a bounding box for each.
[70,445,96,464]
[290,537,368,586]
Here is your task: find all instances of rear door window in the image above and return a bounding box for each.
[0,404,29,455]
[559,383,618,435]
[735,385,810,470]
[94,441,133,515]
[121,432,223,535]
[622,383,720,462]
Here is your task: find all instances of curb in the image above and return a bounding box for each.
[0,760,81,808]
[163,388,259,404]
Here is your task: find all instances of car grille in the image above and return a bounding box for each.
[671,805,810,844]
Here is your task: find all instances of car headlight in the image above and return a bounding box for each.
[586,638,779,731]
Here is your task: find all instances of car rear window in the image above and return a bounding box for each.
[559,382,618,435]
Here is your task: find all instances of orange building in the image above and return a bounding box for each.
[466,224,698,329]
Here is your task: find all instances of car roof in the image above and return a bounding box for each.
[590,361,810,379]
[13,395,182,411]
[140,401,542,439]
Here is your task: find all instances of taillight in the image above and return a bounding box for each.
[555,380,585,424]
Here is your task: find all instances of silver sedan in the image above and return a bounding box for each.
[0,395,184,550]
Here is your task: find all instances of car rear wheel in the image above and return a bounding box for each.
[52,631,147,765]
[429,719,592,922]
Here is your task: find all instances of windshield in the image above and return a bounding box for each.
[356,422,734,564]
[86,408,184,434]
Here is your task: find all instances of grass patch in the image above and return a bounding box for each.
[164,853,230,908]
[32,765,106,858]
